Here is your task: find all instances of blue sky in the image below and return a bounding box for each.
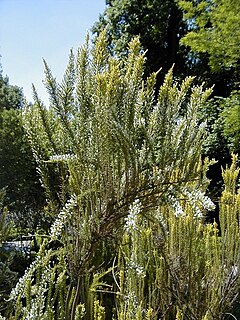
[0,0,106,104]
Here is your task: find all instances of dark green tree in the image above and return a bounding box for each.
[221,90,240,153]
[0,70,45,230]
[92,0,188,82]
[0,74,23,111]
[0,188,9,244]
[0,108,45,228]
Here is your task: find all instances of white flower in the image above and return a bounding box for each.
[50,195,77,240]
[182,188,215,217]
[168,187,215,218]
[25,265,52,320]
[50,154,77,162]
[174,202,185,217]
[125,199,141,232]
[168,195,185,217]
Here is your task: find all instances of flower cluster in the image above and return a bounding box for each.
[168,194,185,217]
[168,187,215,218]
[183,187,215,217]
[50,195,77,240]
[128,259,145,278]
[10,255,41,300]
[50,154,77,162]
[25,265,52,320]
[124,291,138,309]
[125,199,141,233]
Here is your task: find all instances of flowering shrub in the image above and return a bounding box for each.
[5,31,239,319]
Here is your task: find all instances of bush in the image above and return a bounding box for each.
[5,31,239,320]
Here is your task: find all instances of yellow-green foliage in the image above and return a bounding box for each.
[114,156,240,320]
[6,31,239,319]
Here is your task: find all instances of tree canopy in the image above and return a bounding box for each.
[0,74,23,111]
[178,0,240,72]
[0,69,44,229]
[92,0,187,78]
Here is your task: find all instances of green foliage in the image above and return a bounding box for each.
[92,0,186,76]
[178,0,240,72]
[0,189,18,317]
[7,31,240,319]
[0,74,23,111]
[200,91,240,202]
[0,74,45,230]
[221,91,240,152]
[176,0,240,201]
[0,107,45,229]
[0,70,46,317]
[0,189,9,245]
[114,156,240,319]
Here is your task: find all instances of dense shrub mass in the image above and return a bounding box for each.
[1,0,240,318]
[0,31,239,320]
